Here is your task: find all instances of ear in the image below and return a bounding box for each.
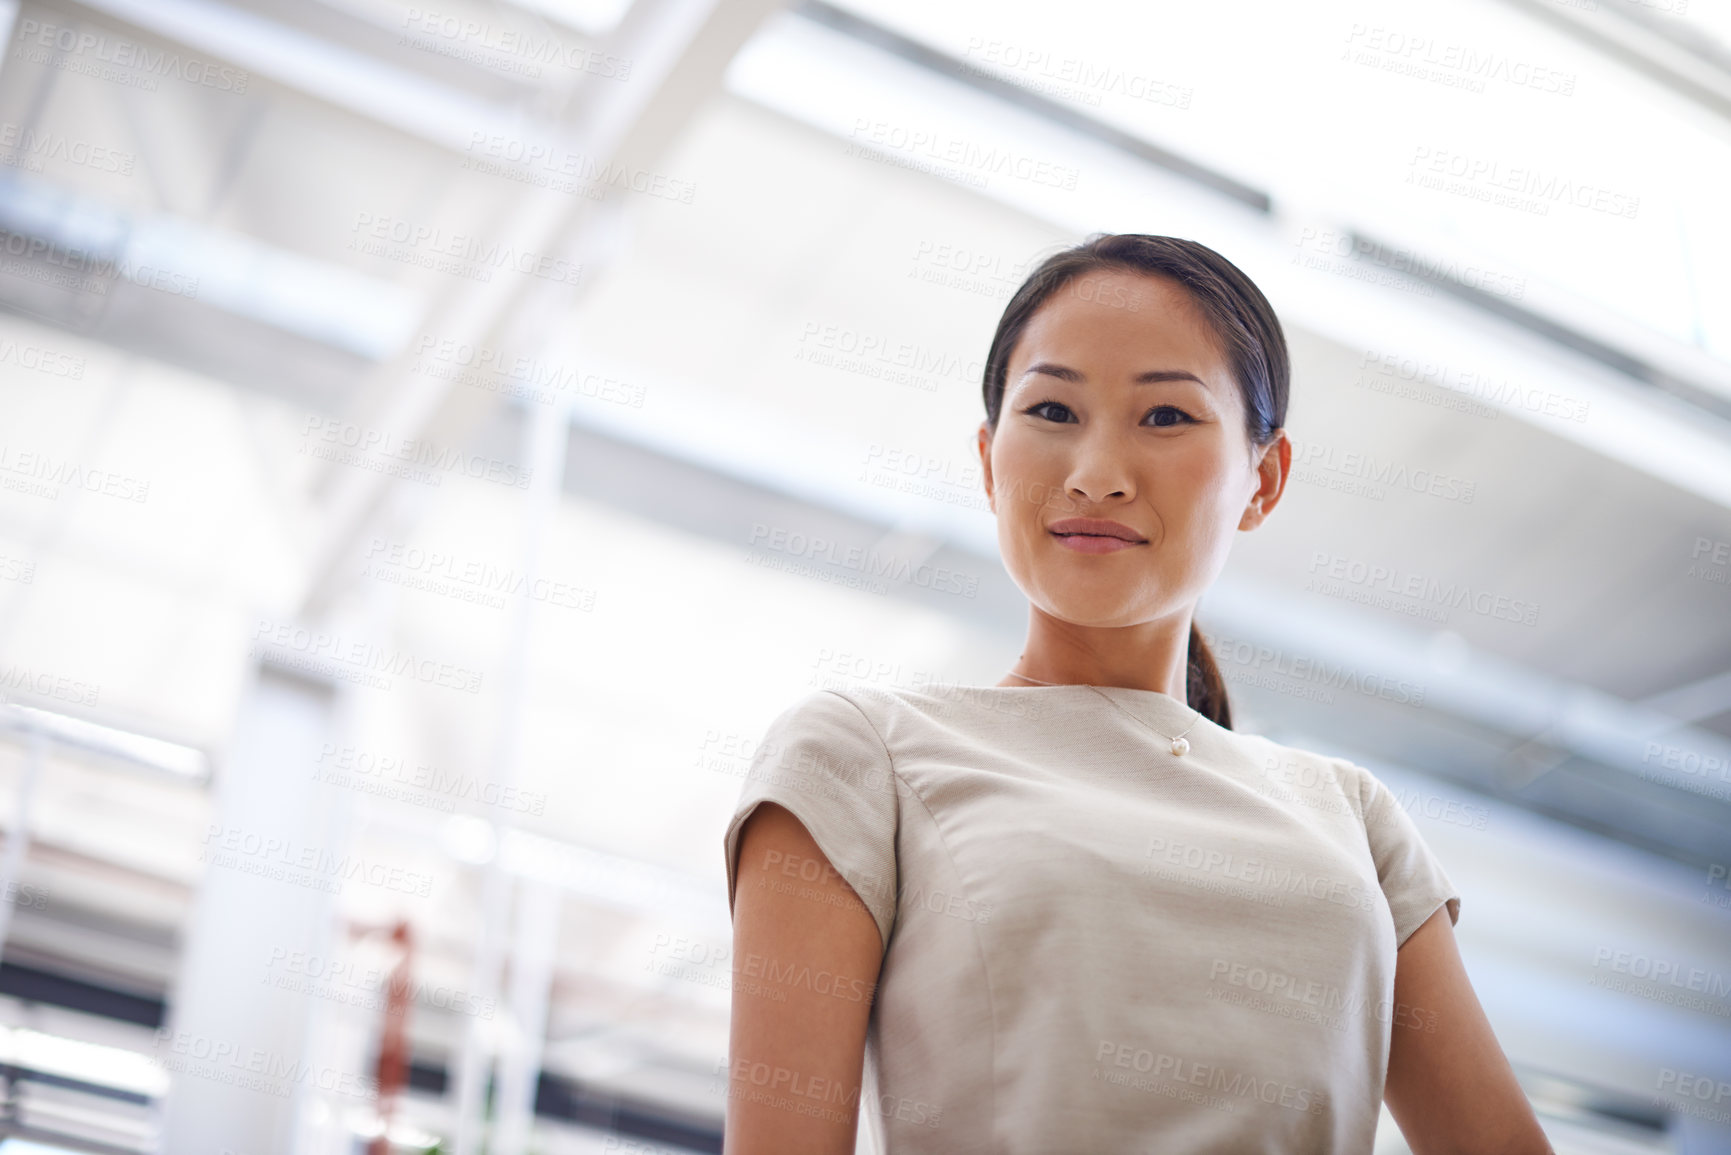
[976,421,995,513]
[1239,430,1289,531]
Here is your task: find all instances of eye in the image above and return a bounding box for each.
[1023,400,1076,423]
[1020,400,1194,426]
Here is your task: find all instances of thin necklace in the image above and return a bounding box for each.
[1005,670,1202,756]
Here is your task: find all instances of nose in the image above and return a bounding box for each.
[1062,427,1136,507]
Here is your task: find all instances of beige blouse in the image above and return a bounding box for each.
[722,684,1461,1153]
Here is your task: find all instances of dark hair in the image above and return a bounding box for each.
[981,234,1290,731]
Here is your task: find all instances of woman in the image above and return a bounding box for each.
[721,234,1552,1154]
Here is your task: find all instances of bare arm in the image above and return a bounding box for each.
[1384,906,1553,1155]
[725,801,885,1154]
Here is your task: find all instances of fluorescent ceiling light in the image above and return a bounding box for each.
[0,174,420,361]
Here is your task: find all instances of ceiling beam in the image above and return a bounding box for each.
[1495,0,1731,123]
[286,0,791,618]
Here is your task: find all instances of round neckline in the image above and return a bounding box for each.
[935,682,1198,715]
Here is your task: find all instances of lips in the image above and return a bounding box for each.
[1047,517,1147,543]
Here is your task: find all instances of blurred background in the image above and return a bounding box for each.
[0,0,1726,1150]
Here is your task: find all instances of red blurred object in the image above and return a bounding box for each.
[368,920,413,1155]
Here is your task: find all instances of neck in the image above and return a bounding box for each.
[999,603,1194,701]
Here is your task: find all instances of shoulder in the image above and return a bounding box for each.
[778,683,976,739]
[755,687,896,769]
[767,683,1054,760]
[1234,731,1383,825]
[772,685,895,734]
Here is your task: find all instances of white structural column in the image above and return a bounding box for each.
[492,878,563,1155]
[449,385,573,1155]
[159,664,343,1155]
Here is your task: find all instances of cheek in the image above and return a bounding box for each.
[993,437,1064,512]
[1163,451,1251,543]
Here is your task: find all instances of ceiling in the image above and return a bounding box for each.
[0,0,1727,1149]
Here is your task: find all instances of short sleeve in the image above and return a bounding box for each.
[721,689,902,952]
[1352,764,1462,948]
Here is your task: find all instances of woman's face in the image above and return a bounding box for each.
[976,269,1288,630]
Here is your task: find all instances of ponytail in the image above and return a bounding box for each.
[1185,622,1232,730]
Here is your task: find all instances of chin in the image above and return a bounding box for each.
[1025,579,1147,625]
[1039,601,1149,629]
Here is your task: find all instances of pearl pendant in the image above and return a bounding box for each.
[1171,737,1190,757]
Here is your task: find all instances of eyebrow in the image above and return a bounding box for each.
[1021,362,1205,386]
